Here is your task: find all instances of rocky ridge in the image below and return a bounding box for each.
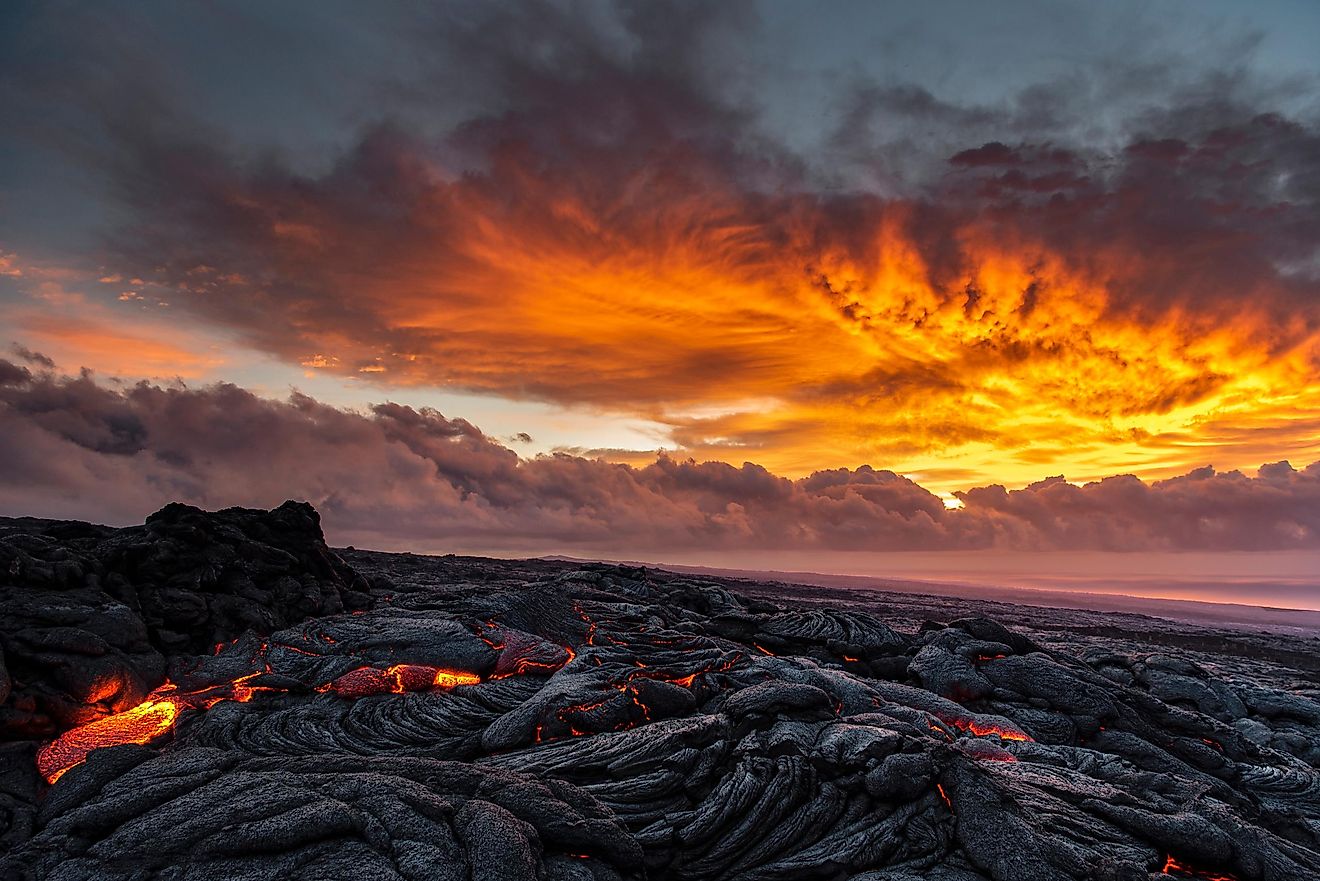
[0,503,1317,880]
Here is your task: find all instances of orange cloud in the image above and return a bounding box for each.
[1,255,225,380]
[14,313,225,380]
[0,252,23,278]
[92,98,1320,492]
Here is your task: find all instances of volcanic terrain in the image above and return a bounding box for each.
[1,502,1318,880]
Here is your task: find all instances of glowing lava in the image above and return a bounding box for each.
[533,653,744,743]
[37,700,179,784]
[35,672,280,785]
[39,662,483,784]
[938,714,1033,742]
[487,626,577,680]
[1162,856,1236,880]
[320,664,480,698]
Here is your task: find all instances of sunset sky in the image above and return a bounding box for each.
[3,2,1320,606]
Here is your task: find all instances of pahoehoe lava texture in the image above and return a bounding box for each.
[1,505,1318,880]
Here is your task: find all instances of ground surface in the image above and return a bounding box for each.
[1,503,1318,880]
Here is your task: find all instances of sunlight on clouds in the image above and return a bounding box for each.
[1,255,228,380]
[9,102,1320,494]
[111,136,1316,491]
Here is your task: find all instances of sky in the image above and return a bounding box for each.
[2,1,1320,607]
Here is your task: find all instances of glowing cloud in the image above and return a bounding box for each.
[88,108,1320,491]
[4,2,1320,494]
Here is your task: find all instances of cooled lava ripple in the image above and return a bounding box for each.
[0,504,1317,880]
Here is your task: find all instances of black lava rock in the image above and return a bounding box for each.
[0,503,1317,881]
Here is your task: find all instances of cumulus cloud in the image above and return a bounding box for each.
[2,365,1317,553]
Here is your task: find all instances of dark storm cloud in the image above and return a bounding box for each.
[0,359,29,386]
[9,345,56,368]
[2,364,1317,553]
[54,6,1320,323]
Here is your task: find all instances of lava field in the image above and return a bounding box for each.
[1,502,1318,880]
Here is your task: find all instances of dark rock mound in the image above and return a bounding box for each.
[0,500,372,848]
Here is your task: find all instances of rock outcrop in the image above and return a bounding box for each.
[0,502,369,738]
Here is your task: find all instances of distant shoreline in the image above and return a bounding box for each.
[537,554,1320,635]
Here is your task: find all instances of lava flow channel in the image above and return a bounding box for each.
[318,664,480,697]
[36,699,180,784]
[35,672,275,784]
[37,663,482,784]
[1162,855,1237,881]
[936,713,1033,742]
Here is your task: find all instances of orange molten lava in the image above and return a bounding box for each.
[37,699,179,784]
[40,659,483,784]
[320,664,480,698]
[938,714,1033,742]
[1162,856,1236,880]
[36,670,277,785]
[433,668,482,688]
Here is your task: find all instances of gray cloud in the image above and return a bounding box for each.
[3,363,1317,553]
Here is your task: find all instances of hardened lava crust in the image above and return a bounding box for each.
[1,503,1318,880]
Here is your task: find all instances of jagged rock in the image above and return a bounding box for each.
[15,746,641,880]
[96,500,372,653]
